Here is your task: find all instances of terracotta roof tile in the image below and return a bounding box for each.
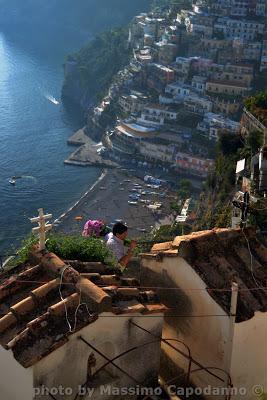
[76,277,112,313]
[10,296,35,318]
[151,241,173,252]
[161,249,179,256]
[0,247,167,368]
[112,300,146,315]
[117,288,140,297]
[30,279,59,300]
[143,304,169,314]
[144,227,267,322]
[100,275,121,286]
[0,265,43,303]
[48,293,80,316]
[0,313,17,335]
[80,273,101,282]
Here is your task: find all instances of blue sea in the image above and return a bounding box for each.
[0,28,103,254]
[0,0,150,254]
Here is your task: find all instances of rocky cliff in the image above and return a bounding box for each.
[62,27,131,109]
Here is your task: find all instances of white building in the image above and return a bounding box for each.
[138,104,178,126]
[256,0,267,16]
[230,0,250,17]
[243,41,262,61]
[260,36,267,72]
[0,249,167,400]
[184,93,213,114]
[185,13,214,38]
[118,91,149,114]
[141,228,267,399]
[191,75,207,93]
[214,17,265,41]
[165,82,191,102]
[173,57,193,81]
[198,112,240,140]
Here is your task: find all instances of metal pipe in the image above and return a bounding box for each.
[224,282,238,391]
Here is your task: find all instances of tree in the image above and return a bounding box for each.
[218,131,243,156]
[177,179,192,200]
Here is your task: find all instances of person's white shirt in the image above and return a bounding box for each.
[105,232,125,262]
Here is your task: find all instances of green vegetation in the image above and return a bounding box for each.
[63,27,131,103]
[14,235,38,266]
[194,132,243,230]
[46,234,113,263]
[244,91,267,126]
[152,0,192,13]
[13,234,115,267]
[193,127,265,231]
[170,179,192,213]
[177,179,192,200]
[136,223,192,254]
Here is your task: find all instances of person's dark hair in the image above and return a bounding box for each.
[113,222,128,236]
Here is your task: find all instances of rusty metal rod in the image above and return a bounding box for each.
[130,320,227,384]
[79,335,142,385]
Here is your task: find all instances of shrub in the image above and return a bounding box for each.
[13,235,38,266]
[11,234,115,267]
[46,234,113,264]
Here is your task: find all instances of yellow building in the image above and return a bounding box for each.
[213,97,240,116]
[206,80,249,97]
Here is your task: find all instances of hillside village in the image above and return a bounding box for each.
[63,0,267,231]
[76,0,267,181]
[1,0,267,399]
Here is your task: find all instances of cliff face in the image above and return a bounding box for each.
[62,27,131,109]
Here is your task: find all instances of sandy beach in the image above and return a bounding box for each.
[54,168,176,239]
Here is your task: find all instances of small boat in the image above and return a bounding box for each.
[9,179,16,185]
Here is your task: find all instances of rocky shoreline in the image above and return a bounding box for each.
[65,127,117,168]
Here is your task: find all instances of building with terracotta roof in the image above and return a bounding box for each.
[141,227,267,398]
[0,248,168,400]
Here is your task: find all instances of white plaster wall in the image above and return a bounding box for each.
[0,346,33,400]
[142,256,231,395]
[231,311,267,399]
[33,313,164,400]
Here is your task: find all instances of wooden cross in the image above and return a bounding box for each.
[30,208,53,250]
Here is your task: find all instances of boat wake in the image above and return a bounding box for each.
[21,175,38,183]
[8,175,37,183]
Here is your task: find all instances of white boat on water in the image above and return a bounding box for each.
[128,201,138,205]
[9,179,16,185]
